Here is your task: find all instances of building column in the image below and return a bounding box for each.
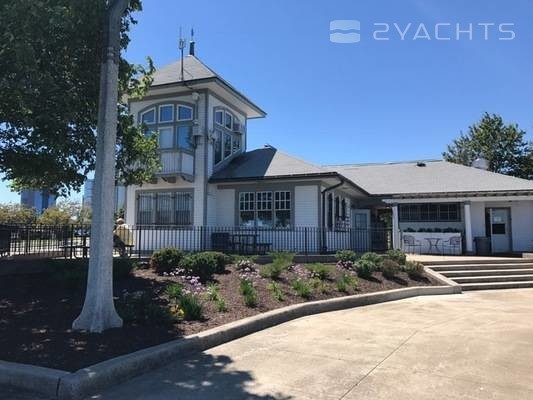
[463,202,473,254]
[391,204,400,250]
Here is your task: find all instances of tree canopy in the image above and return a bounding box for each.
[443,113,532,179]
[0,0,159,196]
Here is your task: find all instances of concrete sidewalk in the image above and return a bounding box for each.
[91,289,533,400]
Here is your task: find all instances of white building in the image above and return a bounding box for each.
[124,44,533,256]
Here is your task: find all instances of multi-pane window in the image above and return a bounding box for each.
[214,108,243,165]
[399,203,461,222]
[239,192,255,227]
[136,191,193,225]
[139,103,194,152]
[274,191,291,228]
[239,191,291,228]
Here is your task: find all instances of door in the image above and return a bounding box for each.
[489,208,511,253]
[352,209,371,252]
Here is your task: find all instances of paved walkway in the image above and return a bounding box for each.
[93,289,533,400]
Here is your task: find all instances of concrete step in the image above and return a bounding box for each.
[461,281,533,291]
[423,259,532,266]
[453,274,533,284]
[430,263,533,272]
[441,268,533,278]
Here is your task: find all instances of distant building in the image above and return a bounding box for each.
[83,179,125,213]
[20,189,56,215]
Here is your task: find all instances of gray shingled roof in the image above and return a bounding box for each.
[328,160,533,196]
[151,55,217,86]
[210,147,335,182]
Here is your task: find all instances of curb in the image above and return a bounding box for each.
[2,285,460,400]
[0,360,68,398]
[423,266,463,293]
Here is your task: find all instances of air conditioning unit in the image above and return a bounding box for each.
[233,122,244,134]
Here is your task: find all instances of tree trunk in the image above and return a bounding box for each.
[73,0,129,333]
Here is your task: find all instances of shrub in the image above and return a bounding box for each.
[356,259,376,279]
[239,279,258,307]
[381,259,401,280]
[179,252,218,281]
[403,261,425,279]
[150,248,183,274]
[178,293,204,320]
[292,279,312,299]
[305,263,331,280]
[201,251,231,273]
[335,250,358,263]
[165,283,184,300]
[260,261,286,280]
[269,251,295,266]
[386,249,407,265]
[267,281,284,301]
[360,252,384,267]
[336,273,358,293]
[311,278,330,294]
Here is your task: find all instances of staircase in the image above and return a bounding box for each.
[425,258,533,291]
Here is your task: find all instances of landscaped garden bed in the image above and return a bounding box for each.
[0,250,437,372]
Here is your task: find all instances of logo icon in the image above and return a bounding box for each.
[330,20,361,43]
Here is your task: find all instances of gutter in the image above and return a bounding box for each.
[320,177,344,253]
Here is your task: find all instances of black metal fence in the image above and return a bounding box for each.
[0,224,392,260]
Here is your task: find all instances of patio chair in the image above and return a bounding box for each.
[441,236,462,255]
[401,234,422,254]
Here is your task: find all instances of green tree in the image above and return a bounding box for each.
[0,0,159,196]
[0,204,37,225]
[37,207,72,225]
[443,113,533,179]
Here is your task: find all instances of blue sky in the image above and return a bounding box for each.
[1,0,532,202]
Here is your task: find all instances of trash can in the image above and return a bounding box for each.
[474,237,491,256]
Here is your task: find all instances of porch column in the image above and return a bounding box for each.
[391,204,400,250]
[463,202,473,254]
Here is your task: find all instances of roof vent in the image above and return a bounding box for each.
[472,157,489,170]
[416,162,426,167]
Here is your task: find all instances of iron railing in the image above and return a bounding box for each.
[0,224,392,260]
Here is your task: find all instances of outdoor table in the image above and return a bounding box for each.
[425,237,442,254]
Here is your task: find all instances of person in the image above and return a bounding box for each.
[113,218,133,257]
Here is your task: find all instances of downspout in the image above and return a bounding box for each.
[321,177,344,253]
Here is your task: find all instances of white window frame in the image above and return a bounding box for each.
[141,108,156,125]
[177,105,193,121]
[274,191,291,228]
[215,110,224,126]
[158,104,174,123]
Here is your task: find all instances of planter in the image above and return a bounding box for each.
[401,232,462,255]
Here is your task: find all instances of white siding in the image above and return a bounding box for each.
[294,185,319,227]
[509,200,533,251]
[215,188,235,227]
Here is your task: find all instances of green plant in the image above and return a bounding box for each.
[311,278,330,294]
[113,258,136,279]
[206,282,221,301]
[116,292,175,326]
[216,298,228,312]
[335,250,358,263]
[336,273,358,293]
[269,251,295,266]
[179,252,219,281]
[239,279,258,307]
[305,263,331,280]
[150,248,183,274]
[267,281,284,301]
[260,261,286,280]
[403,261,425,279]
[165,283,184,300]
[201,251,231,273]
[292,279,312,299]
[360,252,384,267]
[236,258,256,272]
[382,259,401,280]
[179,293,204,321]
[386,249,407,265]
[356,259,376,279]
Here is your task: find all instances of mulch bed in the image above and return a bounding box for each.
[0,262,439,372]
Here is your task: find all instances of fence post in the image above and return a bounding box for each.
[304,227,308,256]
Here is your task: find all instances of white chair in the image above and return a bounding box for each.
[402,234,422,254]
[441,236,461,255]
